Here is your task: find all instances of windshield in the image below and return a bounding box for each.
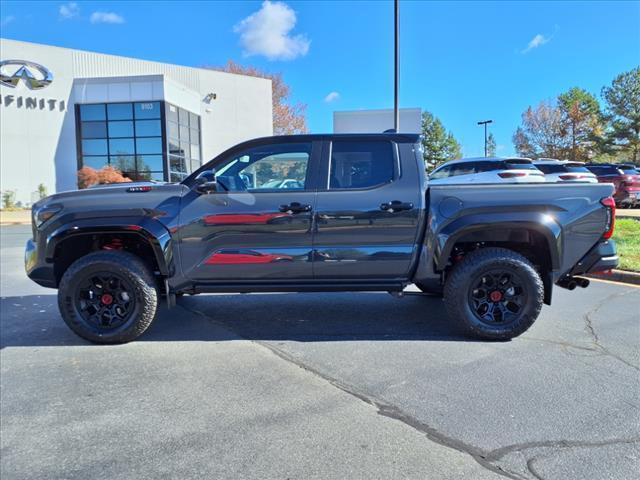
[564,163,591,173]
[535,164,565,174]
[504,160,538,170]
[618,165,639,174]
[586,165,622,176]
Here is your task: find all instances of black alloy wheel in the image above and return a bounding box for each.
[58,251,158,344]
[467,269,528,326]
[74,272,137,331]
[444,247,544,340]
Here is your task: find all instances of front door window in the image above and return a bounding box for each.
[214,143,311,192]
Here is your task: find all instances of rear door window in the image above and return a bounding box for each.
[449,163,475,177]
[329,140,395,189]
[587,165,621,176]
[474,161,499,173]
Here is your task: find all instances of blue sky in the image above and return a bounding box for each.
[1,0,639,156]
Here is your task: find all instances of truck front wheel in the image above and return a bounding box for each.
[444,247,544,340]
[58,251,159,344]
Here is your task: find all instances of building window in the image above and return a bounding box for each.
[77,101,201,183]
[166,103,202,182]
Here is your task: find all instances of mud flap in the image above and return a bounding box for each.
[164,278,176,309]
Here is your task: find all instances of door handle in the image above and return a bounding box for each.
[380,200,414,212]
[279,202,312,214]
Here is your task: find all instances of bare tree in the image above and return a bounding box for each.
[513,101,569,159]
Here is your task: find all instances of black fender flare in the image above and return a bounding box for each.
[434,211,562,272]
[45,216,174,276]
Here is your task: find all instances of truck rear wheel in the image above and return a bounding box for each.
[444,247,544,340]
[58,251,158,344]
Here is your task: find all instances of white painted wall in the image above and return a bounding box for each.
[0,38,272,205]
[333,108,422,135]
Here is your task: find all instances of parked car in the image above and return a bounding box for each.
[26,134,617,344]
[585,163,640,207]
[261,178,305,189]
[533,159,598,183]
[429,157,545,184]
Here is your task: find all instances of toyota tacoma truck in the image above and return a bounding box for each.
[25,134,619,343]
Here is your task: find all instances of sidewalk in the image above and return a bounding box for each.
[0,210,30,225]
[617,208,640,219]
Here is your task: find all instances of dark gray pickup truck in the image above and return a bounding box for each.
[26,133,619,343]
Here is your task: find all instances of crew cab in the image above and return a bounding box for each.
[26,134,619,344]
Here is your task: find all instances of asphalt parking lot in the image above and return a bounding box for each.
[1,224,639,480]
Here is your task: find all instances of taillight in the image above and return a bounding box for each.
[600,196,616,240]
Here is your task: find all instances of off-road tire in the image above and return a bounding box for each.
[444,247,544,340]
[58,251,158,344]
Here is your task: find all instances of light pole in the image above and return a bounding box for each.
[394,0,399,132]
[477,119,493,156]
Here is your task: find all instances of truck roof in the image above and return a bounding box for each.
[249,133,421,144]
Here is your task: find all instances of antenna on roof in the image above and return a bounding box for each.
[383,129,397,133]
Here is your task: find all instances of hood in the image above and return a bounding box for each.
[33,182,189,227]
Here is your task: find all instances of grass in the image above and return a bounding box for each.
[613,218,640,272]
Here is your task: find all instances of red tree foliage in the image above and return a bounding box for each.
[77,166,132,189]
[209,60,308,135]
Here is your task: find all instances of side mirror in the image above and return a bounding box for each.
[195,169,217,194]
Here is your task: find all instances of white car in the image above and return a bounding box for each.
[533,159,598,183]
[428,157,545,184]
[260,178,305,189]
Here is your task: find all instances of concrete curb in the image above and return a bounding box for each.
[587,269,640,286]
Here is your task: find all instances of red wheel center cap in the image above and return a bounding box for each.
[101,294,114,305]
[489,290,503,302]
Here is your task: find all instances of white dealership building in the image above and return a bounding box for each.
[0,38,273,205]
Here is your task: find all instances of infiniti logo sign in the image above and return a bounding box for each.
[0,60,53,89]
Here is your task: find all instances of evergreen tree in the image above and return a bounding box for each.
[601,67,640,163]
[421,111,462,169]
[486,133,497,156]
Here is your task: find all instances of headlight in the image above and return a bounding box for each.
[34,204,62,227]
